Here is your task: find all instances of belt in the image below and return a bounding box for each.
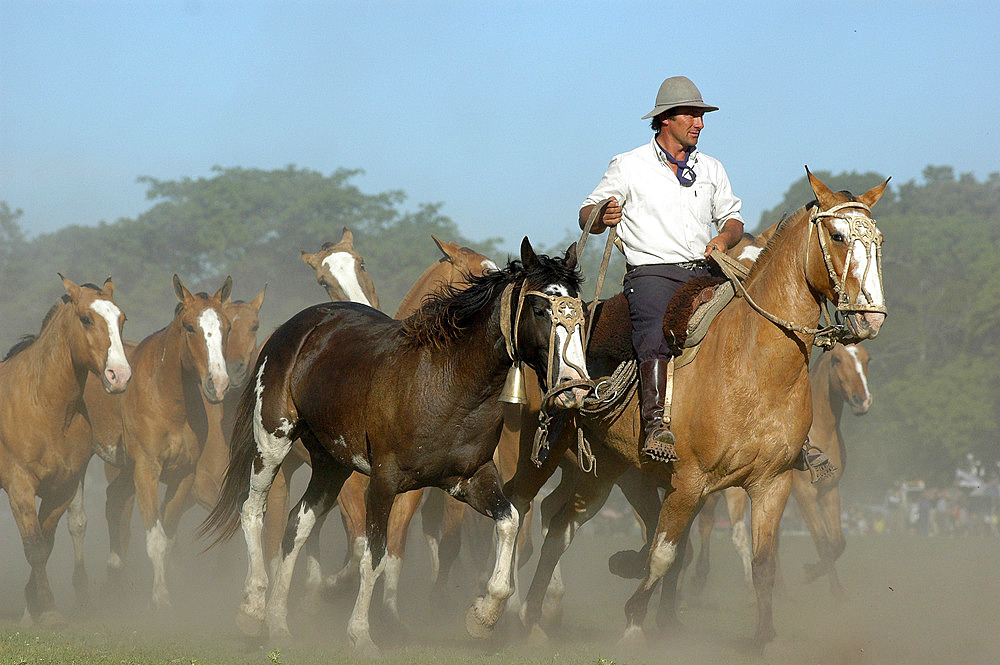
[626,259,709,272]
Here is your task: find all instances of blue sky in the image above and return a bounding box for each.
[2,1,998,253]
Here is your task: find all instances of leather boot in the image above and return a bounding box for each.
[639,357,678,463]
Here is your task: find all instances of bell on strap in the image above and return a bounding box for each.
[499,361,528,404]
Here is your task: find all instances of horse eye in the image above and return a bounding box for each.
[359,262,367,271]
[250,325,259,332]
[80,316,92,326]
[831,232,846,242]
[532,306,546,317]
[184,323,196,333]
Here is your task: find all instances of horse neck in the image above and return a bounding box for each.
[16,305,88,418]
[733,214,822,372]
[396,262,455,319]
[810,355,840,424]
[142,321,188,396]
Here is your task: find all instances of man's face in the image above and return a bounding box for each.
[661,106,706,150]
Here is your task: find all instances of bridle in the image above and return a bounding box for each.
[499,280,590,393]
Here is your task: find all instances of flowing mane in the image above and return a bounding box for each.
[745,205,810,282]
[401,253,582,348]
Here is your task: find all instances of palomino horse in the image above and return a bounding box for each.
[505,170,887,650]
[203,239,590,655]
[301,227,379,309]
[0,277,130,624]
[94,275,232,610]
[689,342,874,597]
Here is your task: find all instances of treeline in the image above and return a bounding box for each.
[1,164,997,491]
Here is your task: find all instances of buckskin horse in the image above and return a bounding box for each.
[0,277,130,625]
[504,170,888,651]
[688,342,874,598]
[93,275,232,610]
[202,239,590,655]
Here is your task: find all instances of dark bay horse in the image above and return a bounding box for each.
[301,227,379,309]
[0,277,130,625]
[203,239,590,655]
[505,171,888,650]
[692,342,874,596]
[90,275,233,610]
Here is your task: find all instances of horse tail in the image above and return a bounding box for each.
[198,378,258,549]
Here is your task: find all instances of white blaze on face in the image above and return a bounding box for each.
[543,285,589,384]
[832,218,885,308]
[482,259,500,273]
[321,251,371,306]
[844,345,872,403]
[90,299,130,380]
[198,308,229,388]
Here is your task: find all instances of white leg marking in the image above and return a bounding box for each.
[382,555,403,620]
[731,521,754,587]
[146,521,171,608]
[347,544,385,653]
[645,531,678,590]
[425,534,441,584]
[266,504,317,636]
[468,507,519,634]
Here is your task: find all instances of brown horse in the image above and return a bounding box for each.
[0,277,130,625]
[202,239,590,655]
[301,227,379,309]
[690,342,874,597]
[505,170,888,650]
[93,275,233,610]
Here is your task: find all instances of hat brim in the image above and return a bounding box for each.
[642,101,719,119]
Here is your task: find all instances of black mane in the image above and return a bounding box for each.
[401,251,583,348]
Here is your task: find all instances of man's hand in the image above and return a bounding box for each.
[579,196,622,232]
[704,235,728,257]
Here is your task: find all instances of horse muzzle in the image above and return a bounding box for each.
[201,372,230,404]
[552,376,591,409]
[102,362,132,394]
[843,311,885,342]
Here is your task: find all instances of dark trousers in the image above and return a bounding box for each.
[623,263,713,362]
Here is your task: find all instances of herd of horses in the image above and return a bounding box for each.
[0,170,886,655]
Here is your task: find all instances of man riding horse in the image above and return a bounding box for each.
[579,75,744,464]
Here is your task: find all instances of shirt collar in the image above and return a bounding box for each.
[650,136,699,169]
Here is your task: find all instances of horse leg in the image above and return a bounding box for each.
[791,475,829,584]
[381,488,424,631]
[747,472,793,650]
[5,475,59,626]
[817,484,846,597]
[521,464,619,640]
[347,472,399,656]
[104,463,135,590]
[131,456,173,610]
[323,471,367,594]
[607,467,661,579]
[621,482,703,647]
[66,475,89,609]
[433,493,467,597]
[725,487,753,589]
[267,455,350,640]
[421,487,445,584]
[262,461,293,570]
[654,519,696,632]
[460,462,520,639]
[688,491,718,596]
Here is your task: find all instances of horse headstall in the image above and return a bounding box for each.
[809,201,886,315]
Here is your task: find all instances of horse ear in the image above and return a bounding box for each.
[173,274,192,303]
[251,284,267,312]
[102,276,115,297]
[520,237,538,267]
[301,250,320,269]
[59,273,82,302]
[857,177,891,209]
[215,276,233,303]
[432,234,457,262]
[564,241,579,270]
[806,167,839,210]
[340,227,355,247]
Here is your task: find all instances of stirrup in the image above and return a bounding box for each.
[641,428,678,464]
[797,443,837,483]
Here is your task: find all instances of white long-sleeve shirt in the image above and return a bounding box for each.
[582,137,744,266]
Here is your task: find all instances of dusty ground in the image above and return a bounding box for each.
[1,473,998,664]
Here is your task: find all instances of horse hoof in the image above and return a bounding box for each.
[527,624,549,646]
[268,624,292,644]
[803,562,823,583]
[465,600,496,639]
[616,625,646,650]
[36,610,68,628]
[235,611,264,638]
[351,636,380,660]
[608,549,647,579]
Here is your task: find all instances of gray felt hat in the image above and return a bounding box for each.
[641,76,719,119]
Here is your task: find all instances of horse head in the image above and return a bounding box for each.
[172,274,232,403]
[222,285,266,389]
[432,234,500,279]
[514,237,591,409]
[301,227,379,309]
[830,343,872,415]
[805,168,889,343]
[60,275,131,393]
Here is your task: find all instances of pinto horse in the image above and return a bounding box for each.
[505,170,888,650]
[202,239,590,655]
[301,227,379,309]
[0,277,130,625]
[691,342,874,597]
[92,275,232,609]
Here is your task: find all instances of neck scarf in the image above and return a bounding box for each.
[656,141,697,187]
